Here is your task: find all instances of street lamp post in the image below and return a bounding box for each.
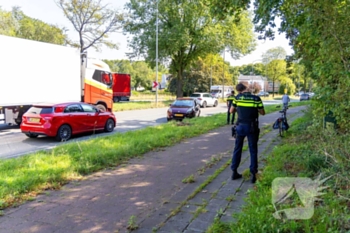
[155,0,159,105]
[210,65,212,92]
[222,50,225,100]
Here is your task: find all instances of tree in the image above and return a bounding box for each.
[279,74,296,95]
[266,59,286,96]
[288,62,305,92]
[253,0,350,129]
[124,0,256,97]
[238,63,265,76]
[0,7,18,36]
[199,54,234,91]
[14,9,66,45]
[262,46,287,64]
[0,7,66,44]
[104,59,158,90]
[131,61,154,90]
[56,0,124,54]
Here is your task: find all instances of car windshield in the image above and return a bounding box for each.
[172,100,194,107]
[190,94,200,97]
[27,106,53,114]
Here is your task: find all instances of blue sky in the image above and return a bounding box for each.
[0,0,294,66]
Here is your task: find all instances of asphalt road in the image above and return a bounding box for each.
[0,100,294,159]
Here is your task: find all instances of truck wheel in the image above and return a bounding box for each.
[104,118,115,132]
[113,97,121,102]
[25,133,38,138]
[56,124,72,141]
[96,104,106,112]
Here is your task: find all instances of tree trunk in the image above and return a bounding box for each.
[176,68,184,98]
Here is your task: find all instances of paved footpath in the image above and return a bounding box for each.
[0,106,307,233]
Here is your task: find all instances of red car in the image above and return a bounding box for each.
[20,102,116,141]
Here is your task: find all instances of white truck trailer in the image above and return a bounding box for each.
[210,85,234,98]
[0,35,114,125]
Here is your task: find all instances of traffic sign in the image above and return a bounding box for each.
[153,81,158,88]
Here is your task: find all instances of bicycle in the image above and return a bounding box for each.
[278,105,289,137]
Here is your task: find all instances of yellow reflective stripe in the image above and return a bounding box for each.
[237,102,257,107]
[236,100,263,107]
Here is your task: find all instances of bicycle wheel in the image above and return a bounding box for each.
[279,120,284,137]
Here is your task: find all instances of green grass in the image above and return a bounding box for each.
[206,106,350,233]
[0,102,309,210]
[113,100,174,111]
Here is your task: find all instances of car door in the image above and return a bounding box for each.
[204,93,214,106]
[63,104,85,133]
[81,103,101,130]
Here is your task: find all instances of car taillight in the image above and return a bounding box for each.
[43,117,52,122]
[198,98,202,100]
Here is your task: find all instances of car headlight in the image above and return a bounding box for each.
[186,109,193,114]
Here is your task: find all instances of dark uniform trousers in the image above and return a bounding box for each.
[227,107,235,124]
[230,122,259,174]
[226,96,235,124]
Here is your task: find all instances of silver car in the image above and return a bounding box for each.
[189,92,219,108]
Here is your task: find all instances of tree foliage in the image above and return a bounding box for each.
[0,7,18,36]
[266,59,286,95]
[56,0,124,53]
[261,46,286,64]
[253,0,350,130]
[237,63,265,76]
[0,7,66,44]
[124,0,256,97]
[104,59,162,90]
[167,54,235,96]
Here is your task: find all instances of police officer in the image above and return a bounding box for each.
[230,83,265,183]
[226,90,235,124]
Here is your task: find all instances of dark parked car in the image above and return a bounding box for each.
[167,98,200,121]
[257,91,269,97]
[20,102,116,141]
[300,93,310,101]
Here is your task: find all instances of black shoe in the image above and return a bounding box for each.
[227,121,230,125]
[250,173,257,183]
[232,171,242,180]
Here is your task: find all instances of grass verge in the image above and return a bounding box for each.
[206,107,350,232]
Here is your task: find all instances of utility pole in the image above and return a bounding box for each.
[210,65,212,92]
[222,50,225,100]
[155,0,159,105]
